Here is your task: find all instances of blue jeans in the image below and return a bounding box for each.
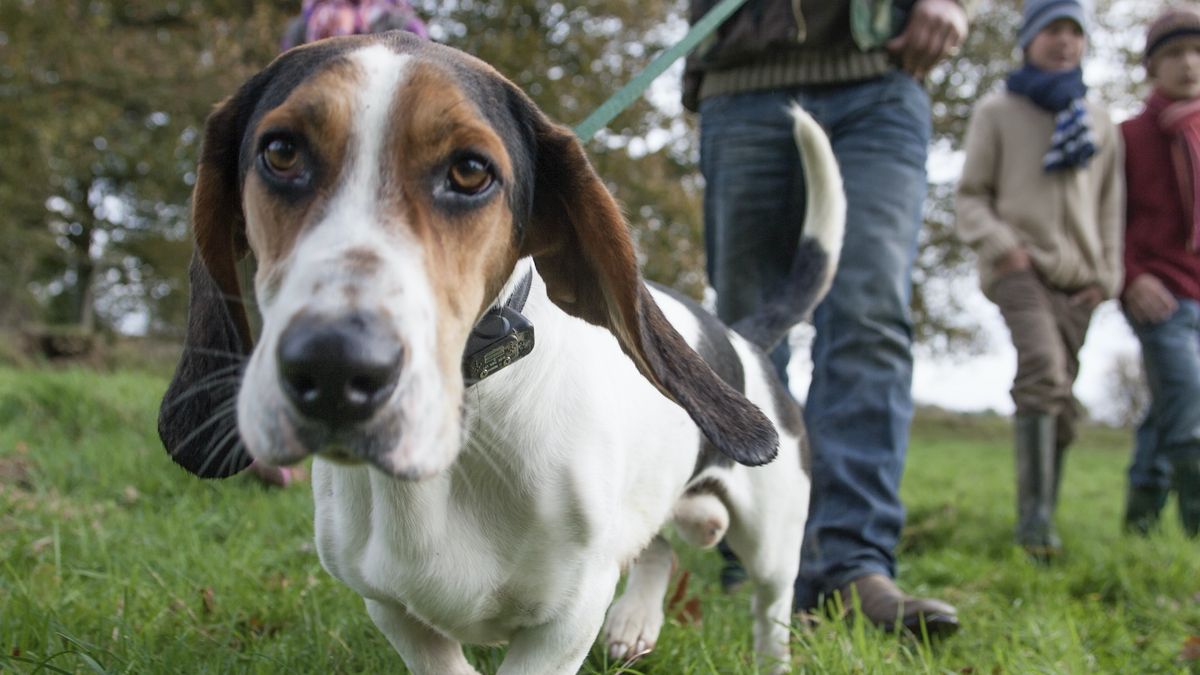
[1126,298,1200,489]
[700,71,930,609]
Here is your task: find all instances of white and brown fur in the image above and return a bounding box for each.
[159,31,845,674]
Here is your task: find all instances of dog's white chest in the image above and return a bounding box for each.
[311,458,596,644]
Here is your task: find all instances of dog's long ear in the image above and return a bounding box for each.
[158,96,256,478]
[516,108,778,466]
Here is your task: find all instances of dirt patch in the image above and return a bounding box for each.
[0,454,33,490]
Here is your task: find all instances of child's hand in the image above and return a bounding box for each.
[1069,285,1104,311]
[1122,274,1179,325]
[993,247,1032,277]
[887,0,968,80]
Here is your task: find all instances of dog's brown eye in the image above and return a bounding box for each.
[448,157,493,195]
[263,138,302,177]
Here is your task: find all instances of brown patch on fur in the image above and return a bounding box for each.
[384,61,521,381]
[343,247,383,274]
[244,61,362,288]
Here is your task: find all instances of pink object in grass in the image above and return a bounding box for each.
[300,0,429,45]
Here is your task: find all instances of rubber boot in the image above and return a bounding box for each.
[1172,452,1200,538]
[1050,439,1067,520]
[1014,414,1062,560]
[1123,484,1169,535]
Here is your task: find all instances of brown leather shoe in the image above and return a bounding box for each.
[835,574,959,638]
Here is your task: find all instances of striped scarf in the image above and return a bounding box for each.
[1158,91,1200,252]
[1006,65,1096,172]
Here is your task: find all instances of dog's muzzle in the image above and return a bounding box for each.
[276,311,404,428]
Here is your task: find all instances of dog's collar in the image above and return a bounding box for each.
[462,270,535,386]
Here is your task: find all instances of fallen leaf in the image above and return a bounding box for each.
[120,485,140,505]
[676,597,703,626]
[665,570,690,613]
[200,587,216,615]
[30,536,52,555]
[1181,636,1200,661]
[11,645,21,657]
[0,456,33,490]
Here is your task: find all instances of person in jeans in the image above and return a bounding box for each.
[684,0,969,635]
[955,0,1123,558]
[1119,6,1200,538]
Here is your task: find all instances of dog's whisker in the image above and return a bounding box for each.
[175,397,239,473]
[462,415,520,494]
[180,345,250,361]
[196,424,242,480]
[447,457,482,500]
[160,367,244,411]
[208,423,248,479]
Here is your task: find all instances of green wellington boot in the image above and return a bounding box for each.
[1172,454,1200,538]
[1123,485,1169,535]
[1014,414,1062,560]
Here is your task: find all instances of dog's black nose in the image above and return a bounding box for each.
[276,312,403,426]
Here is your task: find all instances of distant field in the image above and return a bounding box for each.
[1,367,1197,673]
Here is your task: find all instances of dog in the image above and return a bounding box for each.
[158,31,844,674]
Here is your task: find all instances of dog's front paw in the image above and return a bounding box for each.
[601,594,664,663]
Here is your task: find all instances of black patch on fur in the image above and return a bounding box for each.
[648,283,744,392]
[732,238,829,353]
[636,287,778,466]
[158,254,252,477]
[751,348,810,475]
[647,283,748,476]
[684,475,731,504]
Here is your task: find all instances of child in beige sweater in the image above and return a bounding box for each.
[955,0,1122,559]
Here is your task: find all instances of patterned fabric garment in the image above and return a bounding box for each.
[300,0,428,44]
[1006,65,1096,172]
[1045,99,1097,172]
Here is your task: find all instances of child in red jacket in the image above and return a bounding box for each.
[1120,6,1200,537]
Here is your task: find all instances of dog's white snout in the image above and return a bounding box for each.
[276,311,404,427]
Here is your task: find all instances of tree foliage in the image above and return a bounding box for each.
[0,0,1172,354]
[0,1,293,333]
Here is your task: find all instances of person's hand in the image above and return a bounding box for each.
[1122,274,1178,324]
[1069,285,1104,311]
[886,0,968,80]
[993,246,1031,277]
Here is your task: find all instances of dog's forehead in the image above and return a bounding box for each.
[235,34,530,176]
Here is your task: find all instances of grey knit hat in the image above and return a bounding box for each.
[1144,7,1200,64]
[1019,0,1090,50]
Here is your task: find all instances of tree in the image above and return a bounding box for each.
[0,0,1170,350]
[0,1,294,334]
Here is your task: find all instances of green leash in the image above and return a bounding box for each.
[571,0,750,142]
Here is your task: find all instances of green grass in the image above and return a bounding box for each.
[0,367,1196,673]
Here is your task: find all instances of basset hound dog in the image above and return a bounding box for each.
[159,31,844,674]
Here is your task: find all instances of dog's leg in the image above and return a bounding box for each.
[726,493,805,673]
[750,572,796,673]
[600,535,675,662]
[365,599,480,675]
[497,564,620,674]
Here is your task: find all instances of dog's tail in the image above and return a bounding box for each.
[731,104,846,354]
